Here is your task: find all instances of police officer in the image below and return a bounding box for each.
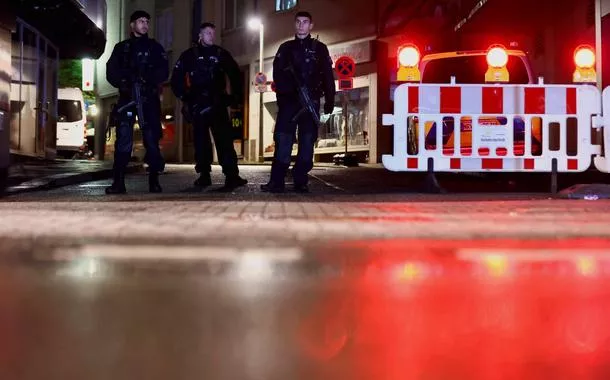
[170,22,247,191]
[105,10,168,194]
[261,11,335,193]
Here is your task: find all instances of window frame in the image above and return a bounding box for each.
[275,0,298,12]
[223,0,247,31]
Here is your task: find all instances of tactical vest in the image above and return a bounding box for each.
[189,45,223,91]
[122,39,153,81]
[292,38,322,94]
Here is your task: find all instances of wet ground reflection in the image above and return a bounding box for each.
[0,238,610,379]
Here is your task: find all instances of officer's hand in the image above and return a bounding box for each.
[324,102,335,115]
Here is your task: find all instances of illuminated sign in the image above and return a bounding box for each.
[82,58,94,91]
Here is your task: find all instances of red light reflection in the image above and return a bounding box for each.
[297,238,610,379]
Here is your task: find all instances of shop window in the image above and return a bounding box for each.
[276,0,297,12]
[319,87,370,149]
[224,0,246,30]
[261,87,369,158]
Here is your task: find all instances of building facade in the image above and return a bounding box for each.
[94,0,610,168]
[96,0,201,163]
[1,0,106,190]
[220,0,380,163]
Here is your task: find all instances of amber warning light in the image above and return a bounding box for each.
[573,45,597,84]
[485,45,509,83]
[397,44,421,82]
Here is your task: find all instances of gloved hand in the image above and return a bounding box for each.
[324,102,335,115]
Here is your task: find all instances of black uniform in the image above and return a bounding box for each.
[170,43,245,187]
[106,33,169,193]
[263,34,335,192]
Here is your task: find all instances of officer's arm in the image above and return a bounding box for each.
[170,52,187,100]
[151,42,170,85]
[272,43,293,93]
[319,44,336,105]
[221,49,243,101]
[106,44,127,89]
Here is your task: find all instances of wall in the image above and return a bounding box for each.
[0,25,11,184]
[221,0,377,65]
[96,0,125,99]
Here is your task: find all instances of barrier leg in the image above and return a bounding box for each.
[423,157,445,194]
[551,158,558,194]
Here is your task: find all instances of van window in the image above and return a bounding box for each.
[421,56,530,84]
[58,100,83,122]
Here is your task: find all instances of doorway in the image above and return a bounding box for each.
[10,19,58,158]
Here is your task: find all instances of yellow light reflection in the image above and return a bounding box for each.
[483,255,508,277]
[397,262,420,281]
[576,256,597,276]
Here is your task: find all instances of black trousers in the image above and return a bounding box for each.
[269,96,319,186]
[113,98,164,174]
[191,104,239,178]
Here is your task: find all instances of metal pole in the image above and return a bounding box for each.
[177,100,184,163]
[257,24,265,162]
[596,0,603,91]
[259,25,264,74]
[343,91,348,158]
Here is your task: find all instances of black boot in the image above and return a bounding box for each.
[261,182,285,193]
[149,172,162,193]
[194,173,212,187]
[220,175,248,192]
[293,183,310,193]
[105,170,126,194]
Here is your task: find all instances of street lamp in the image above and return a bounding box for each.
[248,17,265,162]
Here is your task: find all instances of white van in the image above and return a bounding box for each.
[57,87,86,156]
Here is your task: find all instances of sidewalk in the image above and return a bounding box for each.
[4,154,142,195]
[4,152,610,197]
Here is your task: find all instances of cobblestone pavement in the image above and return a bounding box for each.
[2,165,610,247]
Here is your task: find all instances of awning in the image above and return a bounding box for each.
[13,0,106,59]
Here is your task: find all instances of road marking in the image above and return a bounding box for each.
[54,244,304,262]
[309,173,345,192]
[457,248,610,262]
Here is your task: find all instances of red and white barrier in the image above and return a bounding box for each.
[382,83,601,173]
[594,87,610,173]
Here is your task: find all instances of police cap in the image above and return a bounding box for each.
[130,10,151,23]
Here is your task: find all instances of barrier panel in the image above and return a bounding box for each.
[382,83,602,173]
[594,87,610,173]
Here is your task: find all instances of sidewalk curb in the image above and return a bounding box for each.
[3,163,144,195]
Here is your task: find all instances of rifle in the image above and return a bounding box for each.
[181,103,212,123]
[283,63,321,126]
[181,91,231,123]
[116,79,146,128]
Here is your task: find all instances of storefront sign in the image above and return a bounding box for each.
[82,58,94,91]
[328,40,372,66]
